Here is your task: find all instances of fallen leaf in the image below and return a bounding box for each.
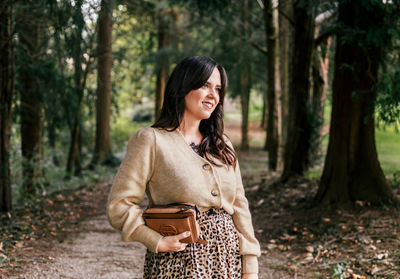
[305,245,314,253]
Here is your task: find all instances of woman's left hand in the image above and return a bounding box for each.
[242,273,258,279]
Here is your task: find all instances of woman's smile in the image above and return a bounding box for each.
[202,101,214,110]
[183,67,221,122]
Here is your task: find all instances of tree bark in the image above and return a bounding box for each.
[264,0,282,171]
[155,12,168,121]
[240,0,251,151]
[279,0,293,145]
[66,0,85,175]
[281,1,315,180]
[18,2,44,195]
[0,0,14,212]
[92,0,113,165]
[315,1,397,205]
[309,39,330,165]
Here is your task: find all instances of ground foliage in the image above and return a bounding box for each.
[1,120,400,278]
[0,152,398,278]
[241,154,400,278]
[0,181,110,278]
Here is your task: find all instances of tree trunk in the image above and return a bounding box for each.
[67,117,81,174]
[66,0,84,175]
[0,0,13,212]
[155,12,168,121]
[309,39,330,165]
[281,1,315,180]
[92,0,113,165]
[279,0,293,145]
[315,2,397,206]
[240,0,251,151]
[18,3,44,195]
[264,0,282,171]
[240,64,251,151]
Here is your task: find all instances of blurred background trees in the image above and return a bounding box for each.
[0,0,399,212]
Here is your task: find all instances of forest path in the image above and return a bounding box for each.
[6,121,303,279]
[10,213,145,279]
[8,183,296,279]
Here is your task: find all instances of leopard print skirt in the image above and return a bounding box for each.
[143,207,242,279]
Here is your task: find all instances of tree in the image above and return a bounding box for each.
[155,10,170,121]
[315,0,399,205]
[92,0,114,165]
[239,0,252,151]
[0,0,14,211]
[16,1,45,195]
[66,0,96,175]
[281,0,316,180]
[264,0,282,170]
[278,0,293,145]
[309,38,331,165]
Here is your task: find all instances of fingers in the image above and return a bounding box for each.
[157,232,190,252]
[176,231,191,240]
[171,242,187,252]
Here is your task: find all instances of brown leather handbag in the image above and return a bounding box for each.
[142,203,207,244]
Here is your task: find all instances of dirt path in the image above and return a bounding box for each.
[10,217,295,279]
[9,213,146,279]
[4,122,305,279]
[8,192,295,279]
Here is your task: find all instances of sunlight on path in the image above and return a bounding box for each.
[10,215,146,279]
[9,212,297,279]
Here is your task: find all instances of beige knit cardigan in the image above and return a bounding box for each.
[107,127,261,274]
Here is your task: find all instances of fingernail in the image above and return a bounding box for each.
[185,231,191,236]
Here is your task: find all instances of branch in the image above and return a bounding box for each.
[254,0,295,26]
[315,9,335,25]
[250,42,268,56]
[315,28,335,46]
[278,8,295,26]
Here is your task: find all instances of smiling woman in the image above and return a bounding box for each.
[107,56,260,279]
[183,67,221,136]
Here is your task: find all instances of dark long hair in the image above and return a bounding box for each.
[152,56,237,168]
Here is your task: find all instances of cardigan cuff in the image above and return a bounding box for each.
[131,224,164,252]
[242,255,258,274]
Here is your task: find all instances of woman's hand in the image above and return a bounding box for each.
[242,273,258,279]
[156,231,191,252]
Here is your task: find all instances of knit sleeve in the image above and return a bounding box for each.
[107,128,163,252]
[223,135,261,274]
[232,161,261,274]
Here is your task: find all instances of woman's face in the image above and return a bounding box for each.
[183,67,221,122]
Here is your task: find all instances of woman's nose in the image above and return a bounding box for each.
[208,88,219,99]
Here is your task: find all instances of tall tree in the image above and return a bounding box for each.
[309,39,331,164]
[0,0,14,211]
[278,0,293,144]
[281,0,316,180]
[155,10,169,121]
[66,0,96,175]
[315,0,398,205]
[17,2,45,195]
[264,0,282,170]
[239,0,251,151]
[92,0,114,165]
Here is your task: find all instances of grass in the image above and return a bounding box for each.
[223,95,400,180]
[376,126,400,175]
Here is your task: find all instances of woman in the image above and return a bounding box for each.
[107,56,260,279]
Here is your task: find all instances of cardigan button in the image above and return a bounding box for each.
[211,189,219,196]
[202,163,211,170]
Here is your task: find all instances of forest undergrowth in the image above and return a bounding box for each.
[1,122,399,279]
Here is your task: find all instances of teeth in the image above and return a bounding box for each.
[203,102,213,109]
